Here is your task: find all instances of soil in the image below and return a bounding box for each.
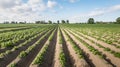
[65,29,113,67]
[12,29,54,67]
[39,28,57,67]
[61,29,89,67]
[70,29,120,67]
[52,29,61,67]
[0,29,51,67]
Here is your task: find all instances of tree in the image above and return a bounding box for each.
[87,18,95,24]
[19,21,26,24]
[57,20,60,24]
[3,21,9,24]
[48,20,52,24]
[66,20,69,24]
[35,21,46,24]
[11,21,16,24]
[35,21,40,24]
[116,17,120,24]
[61,20,66,24]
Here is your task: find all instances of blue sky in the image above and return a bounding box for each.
[0,0,120,23]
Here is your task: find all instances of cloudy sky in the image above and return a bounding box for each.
[0,0,120,23]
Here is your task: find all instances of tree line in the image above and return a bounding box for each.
[3,20,69,24]
[3,21,27,24]
[35,20,69,24]
[2,17,120,24]
[87,17,120,24]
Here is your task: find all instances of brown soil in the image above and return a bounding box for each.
[38,28,57,67]
[76,30,120,52]
[0,28,45,53]
[69,29,120,67]
[52,29,61,67]
[61,29,89,67]
[0,29,52,67]
[65,29,113,67]
[0,27,31,34]
[12,29,54,67]
[60,29,73,67]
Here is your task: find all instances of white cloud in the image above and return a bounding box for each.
[68,4,120,22]
[88,9,105,17]
[0,0,22,8]
[88,5,120,17]
[47,1,57,8]
[109,5,120,12]
[12,4,32,13]
[0,0,58,23]
[28,0,43,5]
[0,0,120,23]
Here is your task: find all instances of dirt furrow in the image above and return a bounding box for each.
[74,29,120,52]
[0,29,52,67]
[69,29,120,67]
[0,29,45,53]
[61,29,89,67]
[38,28,57,67]
[12,29,55,67]
[60,28,73,67]
[0,27,31,34]
[53,29,61,67]
[64,29,113,67]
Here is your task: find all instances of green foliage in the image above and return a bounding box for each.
[59,51,66,67]
[116,17,120,24]
[59,31,63,44]
[13,46,19,51]
[67,30,104,58]
[18,51,27,58]
[1,41,13,48]
[105,40,112,44]
[61,20,66,24]
[0,53,5,58]
[48,20,52,24]
[57,20,60,24]
[104,47,111,51]
[9,63,17,67]
[64,30,84,59]
[87,18,95,24]
[49,29,56,41]
[114,52,120,58]
[5,50,11,54]
[66,20,69,24]
[33,54,44,64]
[33,45,48,64]
[33,29,56,65]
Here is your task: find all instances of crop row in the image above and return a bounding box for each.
[68,29,120,58]
[58,28,66,67]
[63,29,84,59]
[8,29,53,67]
[66,29,105,58]
[31,28,56,66]
[0,27,52,61]
[0,25,55,48]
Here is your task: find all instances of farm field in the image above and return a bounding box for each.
[0,24,120,67]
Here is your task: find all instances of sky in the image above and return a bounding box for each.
[0,0,120,23]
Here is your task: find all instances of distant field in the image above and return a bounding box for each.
[0,24,120,67]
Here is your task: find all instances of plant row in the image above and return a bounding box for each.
[31,28,56,65]
[70,29,120,58]
[7,27,55,67]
